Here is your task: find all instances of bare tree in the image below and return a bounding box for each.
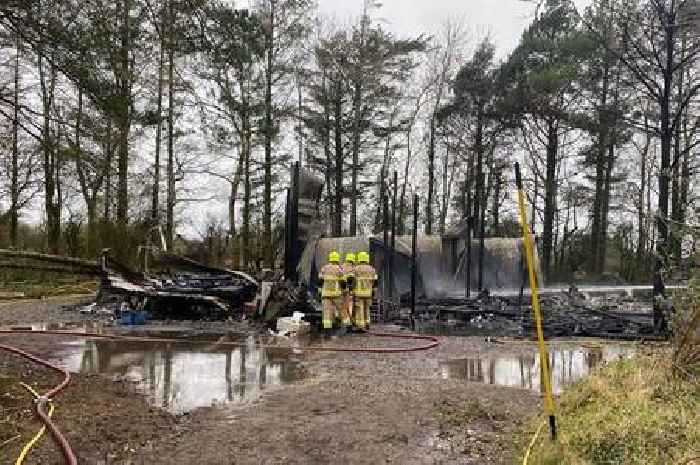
[424,19,467,234]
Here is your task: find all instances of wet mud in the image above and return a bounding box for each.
[0,298,649,464]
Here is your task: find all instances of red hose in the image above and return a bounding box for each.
[0,343,78,465]
[307,331,440,352]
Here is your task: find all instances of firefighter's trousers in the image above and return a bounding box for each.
[322,297,344,329]
[353,298,371,329]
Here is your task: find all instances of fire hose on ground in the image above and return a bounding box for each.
[0,328,440,464]
[0,343,77,465]
[16,382,55,465]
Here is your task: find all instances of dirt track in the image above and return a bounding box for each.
[0,295,96,325]
[0,298,544,464]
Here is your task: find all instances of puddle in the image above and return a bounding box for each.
[439,345,635,394]
[55,335,305,414]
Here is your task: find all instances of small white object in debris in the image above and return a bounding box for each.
[291,312,305,323]
[277,316,310,336]
[80,303,97,314]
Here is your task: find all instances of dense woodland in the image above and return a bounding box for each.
[0,0,697,282]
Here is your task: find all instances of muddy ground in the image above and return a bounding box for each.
[1,296,578,464]
[0,295,97,326]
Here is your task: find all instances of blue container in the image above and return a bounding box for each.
[133,311,147,325]
[119,310,136,325]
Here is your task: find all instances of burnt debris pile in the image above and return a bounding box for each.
[413,290,659,340]
[100,253,259,320]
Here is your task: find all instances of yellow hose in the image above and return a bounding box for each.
[522,419,547,465]
[15,382,55,465]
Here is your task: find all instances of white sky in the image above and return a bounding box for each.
[318,0,593,58]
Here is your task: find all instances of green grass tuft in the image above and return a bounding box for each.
[520,354,700,465]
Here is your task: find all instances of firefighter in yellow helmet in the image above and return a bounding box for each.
[354,251,377,330]
[318,250,344,333]
[340,253,356,332]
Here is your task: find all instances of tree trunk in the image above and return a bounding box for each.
[104,119,112,222]
[116,0,132,241]
[679,109,690,228]
[229,144,245,267]
[74,88,98,256]
[375,112,394,232]
[10,33,20,248]
[439,139,451,234]
[590,46,611,274]
[670,50,685,260]
[242,132,251,269]
[166,0,175,251]
[465,155,473,295]
[86,202,97,257]
[39,56,60,254]
[599,142,614,272]
[321,73,334,227]
[349,78,362,237]
[399,129,412,236]
[542,119,558,279]
[297,74,303,166]
[152,4,165,222]
[229,181,238,267]
[491,164,501,236]
[263,0,275,266]
[374,167,384,234]
[242,81,251,268]
[333,78,343,236]
[637,129,650,270]
[657,11,675,257]
[426,115,436,235]
[349,12,368,237]
[473,103,484,238]
[531,170,537,232]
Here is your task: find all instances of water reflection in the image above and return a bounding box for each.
[439,345,634,394]
[57,336,304,413]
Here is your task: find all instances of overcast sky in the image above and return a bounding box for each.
[318,0,592,58]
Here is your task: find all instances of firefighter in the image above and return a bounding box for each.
[354,251,378,330]
[341,252,356,331]
[318,250,344,333]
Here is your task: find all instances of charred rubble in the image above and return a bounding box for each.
[99,252,259,320]
[409,288,663,340]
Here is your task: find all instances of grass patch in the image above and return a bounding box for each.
[0,373,35,451]
[0,270,98,300]
[434,399,505,427]
[520,354,700,465]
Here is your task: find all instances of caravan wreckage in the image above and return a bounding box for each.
[0,247,258,319]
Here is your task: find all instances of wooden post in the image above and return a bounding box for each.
[382,194,389,320]
[284,187,291,279]
[290,162,300,281]
[390,171,397,300]
[478,172,487,291]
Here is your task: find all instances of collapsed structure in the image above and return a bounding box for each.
[0,248,258,319]
[279,164,672,340]
[297,235,538,299]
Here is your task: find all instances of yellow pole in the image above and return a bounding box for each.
[514,162,557,440]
